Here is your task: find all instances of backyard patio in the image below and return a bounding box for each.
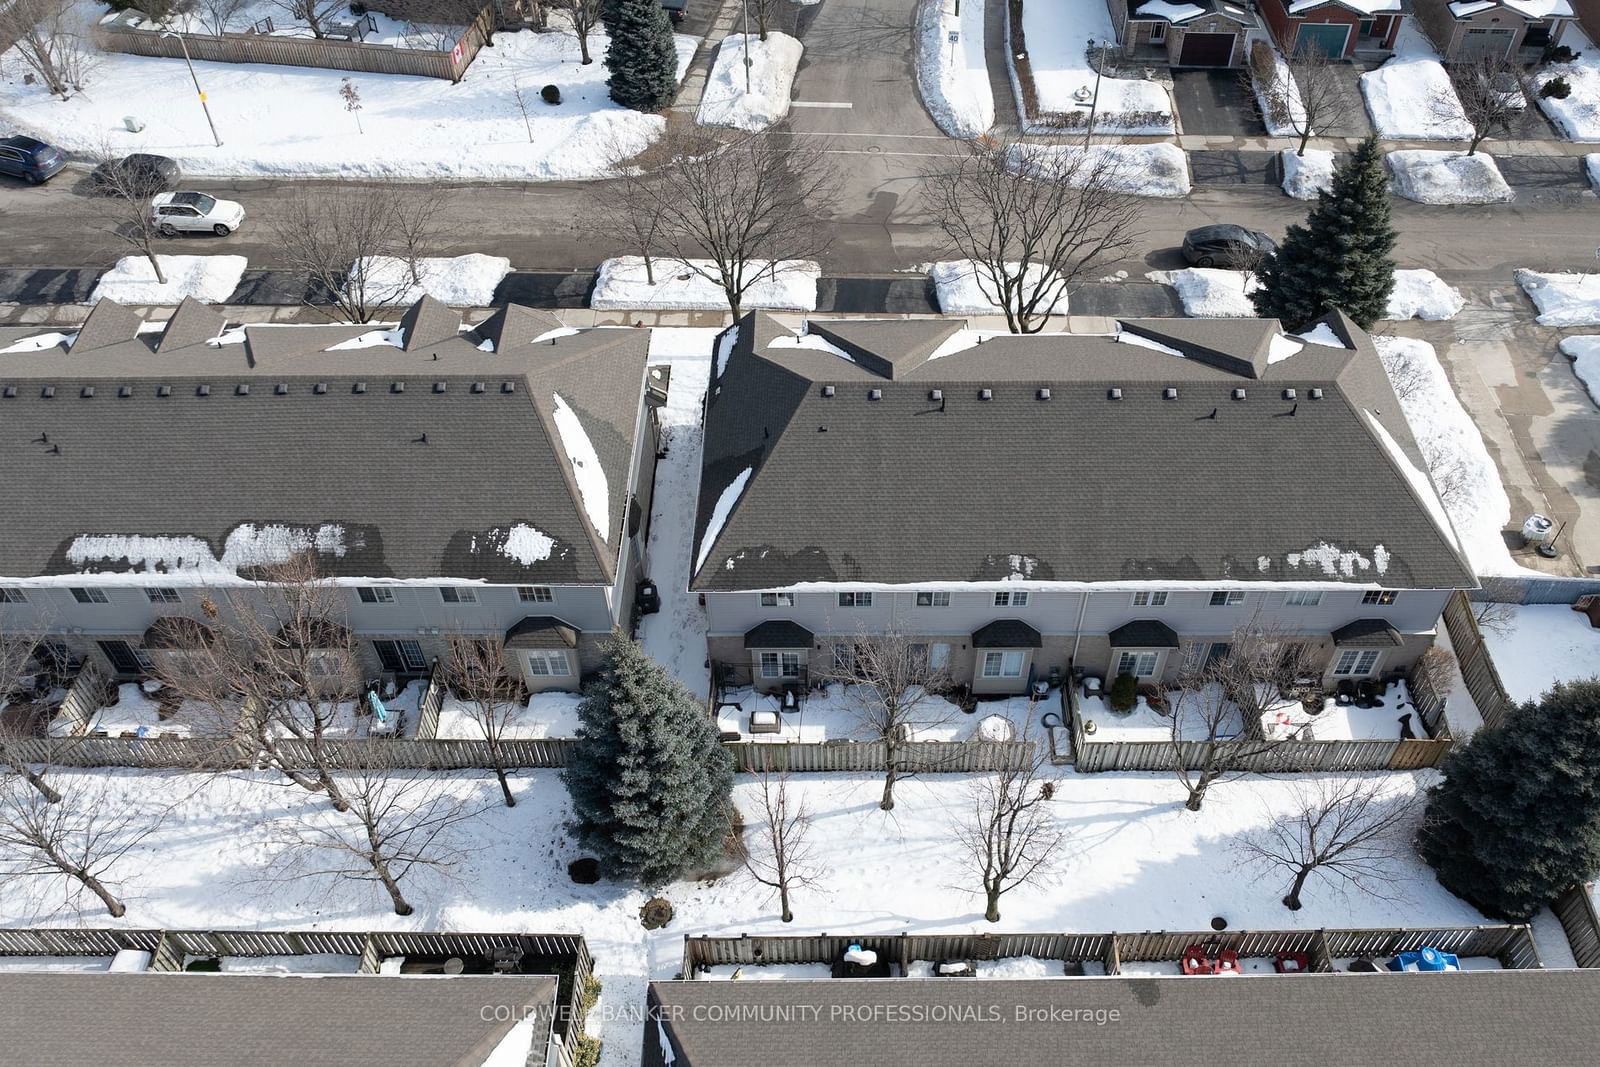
[712,684,1047,745]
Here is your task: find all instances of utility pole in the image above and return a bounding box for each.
[1083,37,1103,147]
[160,30,222,147]
[743,0,752,94]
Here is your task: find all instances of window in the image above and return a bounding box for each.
[930,643,951,670]
[1149,20,1167,43]
[838,592,873,608]
[994,591,1029,607]
[70,588,108,604]
[916,591,951,607]
[524,650,572,677]
[1285,590,1322,607]
[518,586,554,603]
[760,651,802,679]
[1131,591,1168,607]
[373,639,427,673]
[440,588,477,604]
[144,587,181,604]
[1361,590,1398,606]
[97,640,153,675]
[357,587,395,604]
[832,643,856,673]
[981,650,1025,678]
[1208,591,1245,607]
[0,588,27,604]
[1333,649,1381,677]
[1116,651,1159,678]
[760,592,795,607]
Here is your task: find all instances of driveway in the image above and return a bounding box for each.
[1171,70,1264,137]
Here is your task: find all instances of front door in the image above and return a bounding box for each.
[373,639,427,674]
[97,639,153,675]
[1294,22,1351,59]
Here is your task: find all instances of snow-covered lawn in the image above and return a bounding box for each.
[590,257,819,312]
[1516,269,1600,326]
[715,687,1042,743]
[1251,42,1305,138]
[0,22,697,179]
[1386,151,1513,206]
[1534,52,1600,141]
[56,681,428,740]
[1012,143,1191,198]
[1560,335,1600,408]
[347,254,512,307]
[433,691,583,740]
[1017,0,1173,133]
[162,0,429,47]
[915,0,992,138]
[87,254,246,305]
[927,260,1067,316]
[1375,336,1516,575]
[1479,604,1600,705]
[1145,268,1257,317]
[695,33,803,131]
[1360,23,1470,140]
[1080,681,1424,744]
[1387,269,1464,321]
[1281,149,1334,200]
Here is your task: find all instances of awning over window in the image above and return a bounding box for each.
[504,616,580,650]
[1108,620,1180,649]
[973,620,1042,649]
[744,621,815,649]
[142,617,215,649]
[1331,619,1404,647]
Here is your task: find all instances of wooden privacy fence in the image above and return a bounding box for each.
[1554,884,1600,968]
[681,924,1542,977]
[94,5,496,83]
[1441,590,1515,729]
[5,733,577,770]
[724,738,1036,773]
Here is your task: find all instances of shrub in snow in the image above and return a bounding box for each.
[606,0,681,112]
[542,84,561,105]
[1108,672,1138,714]
[1418,680,1600,921]
[1545,45,1581,64]
[562,636,734,884]
[639,896,675,929]
[1539,75,1572,99]
[1253,137,1395,331]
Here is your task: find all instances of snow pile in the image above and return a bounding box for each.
[1387,269,1464,321]
[434,691,584,739]
[1018,0,1174,133]
[1293,322,1346,348]
[1516,269,1600,326]
[1374,336,1515,574]
[1360,23,1471,139]
[0,27,698,180]
[1386,151,1513,205]
[1011,143,1191,198]
[87,255,247,305]
[1534,53,1600,141]
[591,257,819,311]
[1281,149,1334,200]
[346,254,512,307]
[927,260,1067,316]
[696,33,804,131]
[1480,604,1600,704]
[550,393,610,541]
[696,468,752,574]
[1251,44,1306,137]
[1559,335,1600,408]
[499,524,556,566]
[1145,268,1258,317]
[914,0,992,138]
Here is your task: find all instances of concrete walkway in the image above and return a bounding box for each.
[668,0,744,120]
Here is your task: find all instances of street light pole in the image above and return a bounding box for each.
[160,30,222,147]
[742,1,752,94]
[1084,37,1102,147]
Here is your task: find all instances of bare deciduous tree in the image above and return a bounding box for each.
[586,135,671,285]
[735,755,818,922]
[192,0,251,36]
[267,748,488,915]
[952,738,1062,923]
[1234,776,1418,910]
[275,0,346,38]
[603,126,837,319]
[0,0,95,100]
[1168,621,1316,812]
[923,138,1143,334]
[555,0,604,63]
[1249,38,1350,156]
[444,636,522,808]
[90,147,172,286]
[817,634,955,812]
[0,631,69,804]
[744,0,782,40]
[1471,581,1518,639]
[1441,56,1525,156]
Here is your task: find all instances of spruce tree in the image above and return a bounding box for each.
[562,636,734,884]
[1251,135,1396,331]
[1417,679,1600,920]
[605,0,680,113]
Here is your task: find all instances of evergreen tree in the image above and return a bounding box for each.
[562,636,735,884]
[1417,679,1600,920]
[599,0,625,32]
[1250,135,1396,331]
[605,0,680,113]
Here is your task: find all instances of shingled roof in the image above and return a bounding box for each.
[0,301,649,584]
[690,313,1474,592]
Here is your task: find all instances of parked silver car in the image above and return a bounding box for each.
[150,191,246,237]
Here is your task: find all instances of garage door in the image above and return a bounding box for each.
[1458,27,1515,61]
[1294,22,1351,59]
[1177,32,1236,68]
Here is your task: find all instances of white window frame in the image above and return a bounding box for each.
[1116,651,1159,678]
[1208,591,1245,607]
[837,592,873,608]
[70,588,109,605]
[994,591,1029,607]
[440,587,477,604]
[1149,20,1167,43]
[0,587,27,604]
[357,587,395,604]
[832,643,856,673]
[524,649,572,677]
[916,591,951,607]
[930,642,951,669]
[980,650,1025,678]
[144,587,181,604]
[1361,590,1398,606]
[760,592,795,607]
[518,586,554,603]
[1131,591,1169,607]
[1285,590,1322,607]
[759,651,802,679]
[1332,649,1382,677]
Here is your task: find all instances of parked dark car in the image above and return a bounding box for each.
[0,135,66,185]
[660,0,686,23]
[90,154,182,197]
[1181,224,1277,268]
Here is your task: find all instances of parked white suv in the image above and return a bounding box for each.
[150,191,246,237]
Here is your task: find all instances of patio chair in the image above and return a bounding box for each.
[1180,944,1212,975]
[748,709,780,735]
[1335,679,1357,705]
[1214,949,1242,975]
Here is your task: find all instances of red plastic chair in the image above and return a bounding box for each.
[1181,944,1213,975]
[1215,949,1242,975]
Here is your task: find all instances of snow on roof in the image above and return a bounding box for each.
[0,331,75,354]
[1292,323,1349,349]
[1268,334,1303,363]
[325,326,404,350]
[1134,0,1206,22]
[1361,410,1463,555]
[697,468,753,575]
[550,393,611,544]
[1284,540,1389,578]
[1116,329,1186,357]
[714,326,741,380]
[1449,0,1571,16]
[1288,0,1401,14]
[500,524,556,565]
[767,329,855,362]
[65,524,348,576]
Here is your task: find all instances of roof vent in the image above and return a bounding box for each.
[353,382,367,394]
[868,388,882,401]
[1163,387,1178,400]
[979,388,993,401]
[821,385,835,398]
[1037,388,1051,401]
[118,385,133,398]
[1232,388,1246,401]
[501,381,516,394]
[235,384,249,396]
[1310,387,1324,400]
[157,385,171,398]
[41,386,54,398]
[2,386,15,399]
[433,381,447,394]
[391,382,405,394]
[1108,387,1122,400]
[80,386,95,398]
[1283,388,1297,400]
[314,382,328,395]
[471,381,486,394]
[196,385,211,397]
[274,383,289,396]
